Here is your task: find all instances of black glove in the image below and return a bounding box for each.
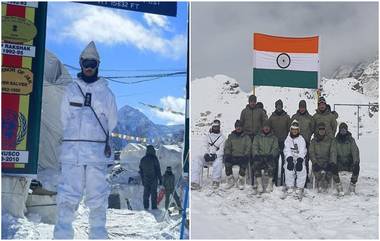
[295,158,303,171]
[312,163,321,172]
[286,156,294,171]
[204,153,217,162]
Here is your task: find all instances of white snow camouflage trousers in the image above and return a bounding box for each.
[54,164,110,239]
[191,154,223,184]
[283,157,307,188]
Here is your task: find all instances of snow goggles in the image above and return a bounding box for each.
[81,59,99,69]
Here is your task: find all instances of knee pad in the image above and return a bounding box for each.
[312,163,321,172]
[296,158,303,172]
[353,162,360,176]
[286,157,294,171]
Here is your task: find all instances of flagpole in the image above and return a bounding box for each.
[316,35,321,108]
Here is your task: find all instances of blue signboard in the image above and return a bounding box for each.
[78,2,177,17]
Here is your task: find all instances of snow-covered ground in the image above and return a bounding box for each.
[2,203,182,239]
[2,143,187,239]
[190,65,378,239]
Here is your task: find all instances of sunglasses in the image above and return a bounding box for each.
[81,59,99,69]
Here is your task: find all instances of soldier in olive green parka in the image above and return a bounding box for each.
[239,95,268,141]
[312,97,337,138]
[268,99,290,186]
[335,122,360,193]
[224,120,252,190]
[251,120,279,194]
[309,122,344,196]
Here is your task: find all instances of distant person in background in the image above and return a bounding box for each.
[256,102,267,115]
[335,122,360,194]
[239,95,268,141]
[312,97,337,138]
[326,104,339,120]
[54,41,117,239]
[163,166,175,210]
[139,145,162,210]
[291,100,314,187]
[224,120,252,190]
[268,99,291,186]
[191,120,225,190]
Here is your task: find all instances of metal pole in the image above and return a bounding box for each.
[357,105,360,140]
[179,185,189,239]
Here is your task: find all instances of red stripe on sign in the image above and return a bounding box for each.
[2,94,20,150]
[6,4,26,17]
[2,55,23,68]
[2,163,15,169]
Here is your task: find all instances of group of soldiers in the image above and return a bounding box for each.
[191,94,360,199]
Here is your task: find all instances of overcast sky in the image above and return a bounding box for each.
[191,2,378,91]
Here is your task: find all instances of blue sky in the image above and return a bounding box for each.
[46,2,188,125]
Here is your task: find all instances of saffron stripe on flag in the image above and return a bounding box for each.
[253,68,318,89]
[253,33,318,53]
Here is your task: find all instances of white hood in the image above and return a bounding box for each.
[80,41,100,61]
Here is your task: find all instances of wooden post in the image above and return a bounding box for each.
[253,85,256,95]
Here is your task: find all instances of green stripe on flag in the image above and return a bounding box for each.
[253,68,318,89]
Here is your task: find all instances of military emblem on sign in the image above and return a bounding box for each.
[2,109,27,149]
[276,53,291,69]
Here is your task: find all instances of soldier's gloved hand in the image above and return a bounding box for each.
[286,156,294,170]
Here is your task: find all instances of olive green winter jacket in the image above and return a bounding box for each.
[239,105,268,136]
[252,131,279,157]
[312,109,338,138]
[335,132,360,170]
[163,171,175,193]
[309,135,337,166]
[224,131,251,157]
[268,110,291,143]
[291,110,314,144]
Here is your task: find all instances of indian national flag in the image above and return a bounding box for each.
[253,33,319,89]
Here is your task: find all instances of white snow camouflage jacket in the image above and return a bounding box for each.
[202,131,226,156]
[60,77,118,165]
[284,133,307,160]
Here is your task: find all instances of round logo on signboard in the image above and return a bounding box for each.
[276,53,291,69]
[2,16,37,43]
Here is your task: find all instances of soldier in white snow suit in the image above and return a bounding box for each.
[54,41,118,239]
[283,120,308,198]
[191,120,226,189]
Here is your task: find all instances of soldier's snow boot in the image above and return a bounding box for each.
[256,177,264,193]
[336,182,345,197]
[212,181,220,189]
[349,182,356,194]
[237,175,245,190]
[295,188,304,200]
[225,175,235,189]
[266,177,274,192]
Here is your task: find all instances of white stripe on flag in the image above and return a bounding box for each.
[253,50,319,72]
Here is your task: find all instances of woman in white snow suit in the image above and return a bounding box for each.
[224,120,251,190]
[139,145,163,210]
[54,41,118,239]
[283,120,307,198]
[191,120,225,190]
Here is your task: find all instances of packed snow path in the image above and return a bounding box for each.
[2,204,181,239]
[191,171,378,239]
